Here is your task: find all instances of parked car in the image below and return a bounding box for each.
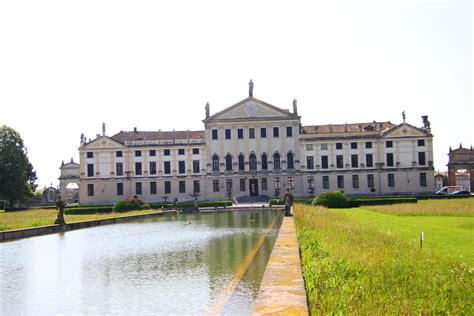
[435,186,463,194]
[449,191,471,196]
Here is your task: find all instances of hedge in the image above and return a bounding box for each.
[349,197,418,207]
[269,199,285,206]
[149,200,233,209]
[312,192,351,208]
[64,206,114,215]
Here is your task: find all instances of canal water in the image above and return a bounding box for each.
[0,210,282,315]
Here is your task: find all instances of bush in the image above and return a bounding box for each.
[112,197,149,212]
[312,192,350,208]
[269,199,285,206]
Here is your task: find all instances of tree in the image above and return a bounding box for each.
[0,126,37,207]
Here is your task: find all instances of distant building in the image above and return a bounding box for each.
[447,144,473,192]
[65,84,435,205]
[59,158,80,203]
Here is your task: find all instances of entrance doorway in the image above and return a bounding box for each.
[249,179,259,197]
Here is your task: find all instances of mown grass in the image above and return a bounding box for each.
[0,208,162,231]
[294,204,473,314]
[365,198,474,216]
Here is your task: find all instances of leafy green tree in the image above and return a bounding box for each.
[0,126,37,207]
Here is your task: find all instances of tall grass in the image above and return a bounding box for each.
[294,204,473,314]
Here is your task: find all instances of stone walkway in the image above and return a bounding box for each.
[252,216,308,315]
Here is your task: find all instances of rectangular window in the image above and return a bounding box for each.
[149,162,157,175]
[365,142,372,149]
[352,175,359,189]
[116,163,123,176]
[420,173,427,186]
[262,178,267,190]
[418,152,426,165]
[320,143,328,150]
[87,152,93,158]
[226,179,233,192]
[225,129,231,140]
[164,161,171,174]
[321,156,329,169]
[286,126,293,137]
[386,141,393,148]
[87,184,94,196]
[193,160,200,173]
[322,176,329,189]
[336,143,343,150]
[351,155,358,168]
[164,181,171,194]
[351,142,357,149]
[367,174,374,188]
[193,180,200,193]
[386,153,394,167]
[238,128,243,139]
[274,177,280,190]
[135,162,142,175]
[366,154,373,167]
[240,179,246,191]
[336,155,344,168]
[337,175,344,188]
[117,183,123,196]
[179,181,186,193]
[135,150,141,157]
[260,127,266,138]
[164,149,170,156]
[213,180,220,192]
[179,161,185,174]
[150,182,157,195]
[418,139,425,146]
[388,174,395,187]
[116,151,123,157]
[149,150,156,156]
[212,129,218,140]
[249,128,255,139]
[87,164,94,177]
[307,156,314,169]
[135,182,142,195]
[192,148,199,154]
[288,177,294,189]
[178,149,185,155]
[308,176,314,189]
[273,127,279,138]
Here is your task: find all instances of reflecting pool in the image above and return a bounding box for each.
[0,210,282,315]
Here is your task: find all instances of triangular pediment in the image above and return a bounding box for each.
[205,97,300,123]
[81,136,126,150]
[382,123,429,138]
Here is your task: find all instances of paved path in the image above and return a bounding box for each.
[252,216,308,315]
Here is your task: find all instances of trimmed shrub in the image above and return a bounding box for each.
[64,206,113,215]
[349,197,418,207]
[112,197,149,212]
[269,199,285,206]
[312,192,350,208]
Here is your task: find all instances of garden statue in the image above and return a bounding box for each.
[54,195,66,225]
[284,189,294,217]
[249,79,254,97]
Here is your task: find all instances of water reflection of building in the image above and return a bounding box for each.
[63,82,435,204]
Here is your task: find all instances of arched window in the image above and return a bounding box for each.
[287,152,294,169]
[238,154,245,171]
[261,153,268,170]
[212,155,219,172]
[225,154,233,171]
[274,153,280,170]
[249,153,257,170]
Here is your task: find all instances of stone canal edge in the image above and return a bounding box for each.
[252,216,309,315]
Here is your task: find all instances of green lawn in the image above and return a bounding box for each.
[294,201,473,314]
[0,208,163,232]
[338,207,474,267]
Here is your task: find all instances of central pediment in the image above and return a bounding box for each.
[204,97,300,123]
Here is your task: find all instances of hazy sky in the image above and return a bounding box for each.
[1,0,472,189]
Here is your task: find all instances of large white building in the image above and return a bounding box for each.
[72,87,435,205]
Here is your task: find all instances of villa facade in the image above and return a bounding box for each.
[74,92,435,205]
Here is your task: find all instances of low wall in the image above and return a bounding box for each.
[0,210,176,242]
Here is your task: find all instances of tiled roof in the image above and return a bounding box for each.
[302,121,396,135]
[112,130,205,143]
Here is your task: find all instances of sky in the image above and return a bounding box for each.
[0,0,472,189]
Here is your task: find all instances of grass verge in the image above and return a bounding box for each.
[0,208,162,231]
[294,204,473,314]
